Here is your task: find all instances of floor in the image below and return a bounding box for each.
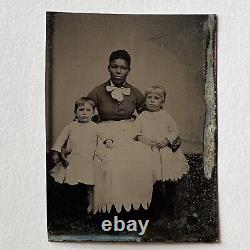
[47,154,218,242]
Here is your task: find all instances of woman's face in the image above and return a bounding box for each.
[108,59,130,86]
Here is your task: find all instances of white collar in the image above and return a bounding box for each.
[109,79,126,87]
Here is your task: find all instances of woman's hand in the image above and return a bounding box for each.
[170,136,181,152]
[105,139,113,149]
[51,151,59,165]
[104,139,113,149]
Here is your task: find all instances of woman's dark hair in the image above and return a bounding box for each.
[109,50,131,67]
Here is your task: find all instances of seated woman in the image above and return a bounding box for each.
[88,50,182,216]
[88,50,154,214]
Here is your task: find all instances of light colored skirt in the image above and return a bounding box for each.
[93,120,154,214]
[50,153,96,186]
[142,146,189,182]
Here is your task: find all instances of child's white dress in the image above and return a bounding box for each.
[134,110,189,182]
[51,121,98,185]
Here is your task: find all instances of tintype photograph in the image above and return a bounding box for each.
[46,13,217,242]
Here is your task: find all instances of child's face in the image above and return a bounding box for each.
[145,92,164,112]
[75,103,94,123]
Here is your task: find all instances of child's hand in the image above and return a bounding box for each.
[105,139,113,149]
[155,138,170,150]
[139,135,155,146]
[51,151,60,165]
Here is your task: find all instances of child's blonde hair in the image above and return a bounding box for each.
[145,85,167,102]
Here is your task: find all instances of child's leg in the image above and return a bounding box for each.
[162,180,176,218]
[86,185,94,214]
[62,184,81,221]
[83,185,95,223]
[64,183,88,222]
[149,181,163,220]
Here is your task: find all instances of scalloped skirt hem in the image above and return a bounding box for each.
[93,200,151,214]
[158,171,189,182]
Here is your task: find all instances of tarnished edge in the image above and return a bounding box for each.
[203,15,217,179]
[48,234,142,242]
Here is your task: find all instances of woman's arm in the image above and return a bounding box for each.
[133,87,145,114]
[97,125,114,149]
[170,136,181,152]
[87,88,99,107]
[87,87,101,123]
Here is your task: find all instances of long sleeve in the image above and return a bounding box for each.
[165,113,179,144]
[133,114,143,138]
[51,124,71,152]
[87,87,99,108]
[133,87,145,114]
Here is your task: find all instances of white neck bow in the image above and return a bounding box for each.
[106,85,131,102]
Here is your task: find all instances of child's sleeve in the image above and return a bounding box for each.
[51,124,71,152]
[133,114,143,139]
[166,113,180,144]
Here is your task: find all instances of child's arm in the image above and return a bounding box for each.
[51,124,71,163]
[133,114,155,146]
[155,113,180,150]
[155,138,170,150]
[135,135,155,146]
[166,113,179,144]
[133,114,143,141]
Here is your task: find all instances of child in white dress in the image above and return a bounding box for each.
[134,85,189,182]
[50,97,102,215]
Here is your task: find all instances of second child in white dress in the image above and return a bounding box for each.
[133,85,189,218]
[134,85,189,182]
